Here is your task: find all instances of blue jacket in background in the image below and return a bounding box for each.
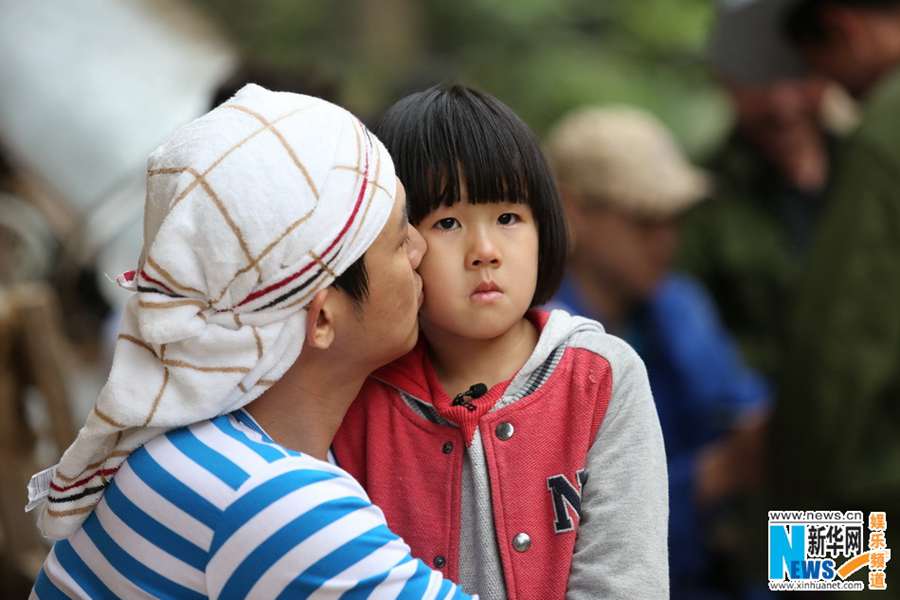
[549,274,769,596]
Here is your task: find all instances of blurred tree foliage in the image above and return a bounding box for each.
[190,0,729,156]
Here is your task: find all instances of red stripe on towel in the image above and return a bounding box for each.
[237,141,371,308]
[51,468,119,492]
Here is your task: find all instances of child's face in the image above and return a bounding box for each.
[415,195,539,341]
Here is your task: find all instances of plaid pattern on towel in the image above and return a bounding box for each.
[31,84,396,540]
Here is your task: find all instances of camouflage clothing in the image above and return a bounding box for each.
[679,133,828,382]
[774,69,900,517]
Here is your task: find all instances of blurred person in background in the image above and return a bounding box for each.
[769,0,900,521]
[545,106,770,600]
[682,2,854,384]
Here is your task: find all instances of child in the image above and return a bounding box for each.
[332,85,668,600]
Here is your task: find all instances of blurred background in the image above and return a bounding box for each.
[2,0,896,597]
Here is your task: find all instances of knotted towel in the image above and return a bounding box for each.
[28,84,396,539]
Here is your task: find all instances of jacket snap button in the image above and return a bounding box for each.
[512,532,531,552]
[495,422,514,441]
[442,441,454,454]
[434,555,446,568]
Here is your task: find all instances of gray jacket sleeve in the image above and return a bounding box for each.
[566,339,669,600]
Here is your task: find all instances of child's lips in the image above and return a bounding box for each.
[471,281,503,302]
[473,281,502,293]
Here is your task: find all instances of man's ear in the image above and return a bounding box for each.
[305,289,336,350]
[558,183,584,218]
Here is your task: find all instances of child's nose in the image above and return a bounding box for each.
[467,232,501,268]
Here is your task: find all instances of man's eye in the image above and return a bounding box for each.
[434,217,459,230]
[498,213,520,225]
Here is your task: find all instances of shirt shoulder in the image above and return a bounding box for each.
[204,448,469,599]
[132,412,300,497]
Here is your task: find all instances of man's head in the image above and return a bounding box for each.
[708,0,850,190]
[135,84,419,384]
[309,179,425,371]
[710,0,900,96]
[785,0,900,95]
[35,84,428,540]
[726,78,829,190]
[545,106,708,301]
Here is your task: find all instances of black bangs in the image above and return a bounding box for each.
[374,83,569,306]
[376,84,546,224]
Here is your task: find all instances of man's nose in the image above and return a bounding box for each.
[407,224,426,269]
[467,230,501,268]
[646,222,680,262]
[772,87,808,120]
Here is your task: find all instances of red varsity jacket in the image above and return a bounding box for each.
[333,311,613,599]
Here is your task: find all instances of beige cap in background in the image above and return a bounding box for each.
[545,105,710,219]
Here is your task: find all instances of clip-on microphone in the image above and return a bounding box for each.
[452,383,488,412]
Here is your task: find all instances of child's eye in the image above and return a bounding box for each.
[498,213,520,225]
[434,217,460,231]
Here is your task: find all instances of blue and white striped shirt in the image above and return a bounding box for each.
[32,410,472,599]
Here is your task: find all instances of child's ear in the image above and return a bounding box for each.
[304,289,336,350]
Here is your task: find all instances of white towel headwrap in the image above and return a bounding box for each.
[28,84,396,539]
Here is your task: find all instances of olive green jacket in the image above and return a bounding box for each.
[679,134,827,382]
[774,69,900,517]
